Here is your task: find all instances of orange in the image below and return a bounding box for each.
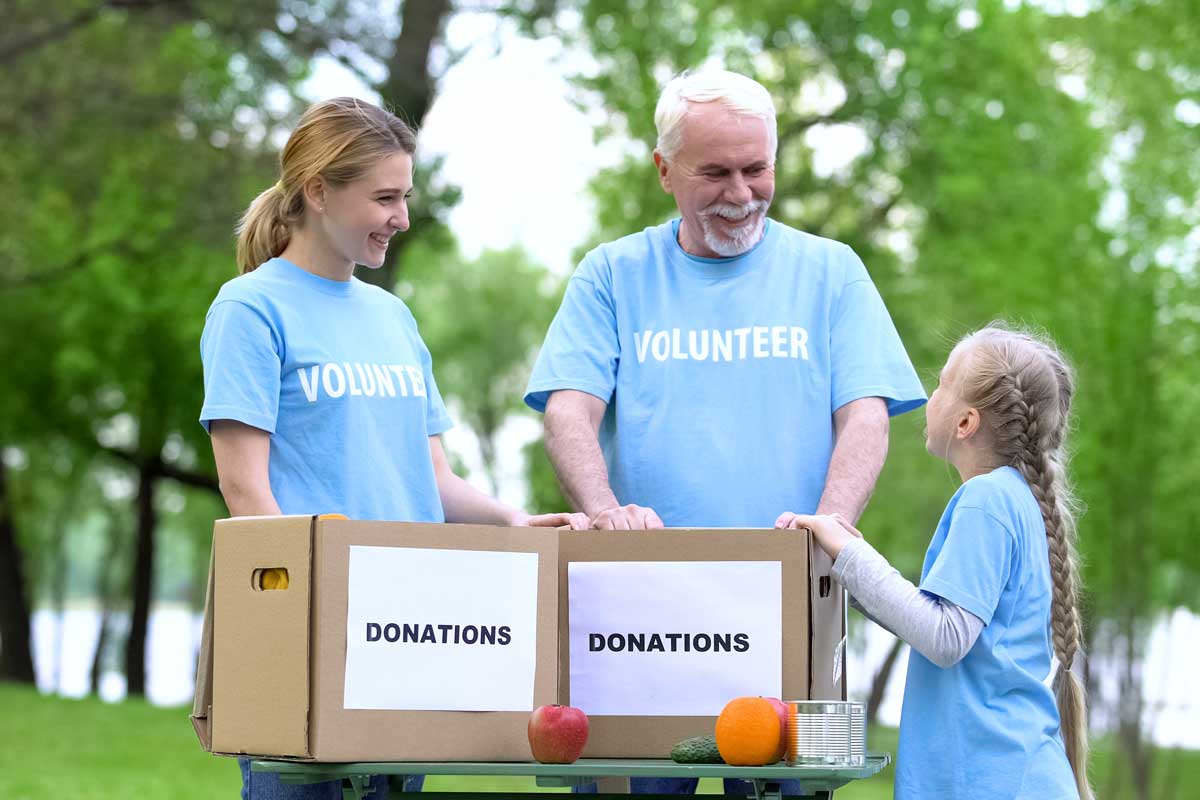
[714,696,784,766]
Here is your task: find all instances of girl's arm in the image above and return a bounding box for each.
[833,537,983,668]
[778,512,983,668]
[210,419,282,516]
[430,436,588,528]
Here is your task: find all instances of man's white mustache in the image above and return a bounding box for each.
[704,200,768,221]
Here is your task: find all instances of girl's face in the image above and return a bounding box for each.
[318,151,413,269]
[925,347,970,460]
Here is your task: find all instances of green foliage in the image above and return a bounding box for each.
[401,242,565,492]
[524,437,570,515]
[520,0,1200,613]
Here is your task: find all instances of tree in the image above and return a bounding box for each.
[404,243,565,494]
[514,3,1200,793]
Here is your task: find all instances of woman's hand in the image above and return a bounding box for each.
[774,511,863,560]
[510,511,592,530]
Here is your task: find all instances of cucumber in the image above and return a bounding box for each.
[670,735,724,764]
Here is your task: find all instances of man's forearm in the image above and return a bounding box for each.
[545,412,618,517]
[816,398,889,522]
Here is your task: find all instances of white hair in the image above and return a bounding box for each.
[654,70,778,162]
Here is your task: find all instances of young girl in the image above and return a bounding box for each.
[200,97,585,800]
[777,325,1091,800]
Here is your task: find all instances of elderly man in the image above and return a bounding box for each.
[526,69,925,537]
[525,70,925,793]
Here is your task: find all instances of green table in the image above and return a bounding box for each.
[251,755,891,800]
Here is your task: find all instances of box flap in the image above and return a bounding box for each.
[190,544,216,751]
[808,535,847,701]
[212,515,315,758]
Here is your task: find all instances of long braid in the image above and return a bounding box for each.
[958,326,1092,799]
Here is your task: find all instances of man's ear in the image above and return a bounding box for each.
[653,150,672,194]
[957,407,981,440]
[303,176,327,213]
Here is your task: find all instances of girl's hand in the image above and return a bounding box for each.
[511,511,592,530]
[773,511,864,560]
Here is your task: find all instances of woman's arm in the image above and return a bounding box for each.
[209,419,282,516]
[430,436,587,528]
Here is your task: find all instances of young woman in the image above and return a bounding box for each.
[201,97,585,800]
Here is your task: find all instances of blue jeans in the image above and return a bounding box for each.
[239,758,425,799]
[573,777,806,795]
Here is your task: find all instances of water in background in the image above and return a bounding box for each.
[30,604,1200,749]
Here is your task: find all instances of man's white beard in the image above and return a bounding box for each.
[699,200,769,257]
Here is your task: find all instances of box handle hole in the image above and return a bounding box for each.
[819,575,831,598]
[252,568,290,591]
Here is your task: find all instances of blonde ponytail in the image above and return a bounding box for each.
[955,324,1093,800]
[233,97,417,274]
[235,182,303,273]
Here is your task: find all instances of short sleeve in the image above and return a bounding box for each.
[919,505,1015,625]
[199,300,282,434]
[829,247,927,417]
[524,255,620,412]
[419,337,453,437]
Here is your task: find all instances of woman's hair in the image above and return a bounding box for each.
[235,97,417,273]
[654,69,778,162]
[953,323,1092,799]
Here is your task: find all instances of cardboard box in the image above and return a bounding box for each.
[191,516,560,761]
[558,530,845,758]
[192,518,844,761]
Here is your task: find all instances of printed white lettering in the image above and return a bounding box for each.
[791,327,809,360]
[298,366,320,402]
[405,366,426,397]
[388,365,410,396]
[772,326,787,358]
[372,364,396,397]
[344,361,363,396]
[753,327,769,358]
[651,331,670,361]
[635,331,653,363]
[671,328,688,360]
[355,363,377,397]
[626,327,812,364]
[734,328,752,359]
[712,330,733,362]
[324,363,346,398]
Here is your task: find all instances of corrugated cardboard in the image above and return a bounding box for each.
[191,516,559,761]
[557,529,845,758]
[192,519,844,762]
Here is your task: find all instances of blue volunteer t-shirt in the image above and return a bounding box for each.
[897,466,1078,799]
[199,258,452,522]
[524,218,926,527]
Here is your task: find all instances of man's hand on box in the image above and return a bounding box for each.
[513,511,592,530]
[589,504,664,531]
[774,511,862,560]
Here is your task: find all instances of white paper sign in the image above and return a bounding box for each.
[343,546,539,711]
[568,561,782,716]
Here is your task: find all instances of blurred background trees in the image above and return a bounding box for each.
[2,1,1197,797]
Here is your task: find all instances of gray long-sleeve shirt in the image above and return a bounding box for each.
[831,537,984,668]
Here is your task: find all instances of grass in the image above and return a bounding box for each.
[1,683,1195,799]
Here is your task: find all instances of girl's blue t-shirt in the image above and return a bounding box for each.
[897,466,1078,799]
[199,258,452,522]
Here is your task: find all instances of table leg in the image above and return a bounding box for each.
[343,774,379,800]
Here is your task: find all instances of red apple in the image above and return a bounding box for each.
[528,704,589,763]
[763,697,789,762]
